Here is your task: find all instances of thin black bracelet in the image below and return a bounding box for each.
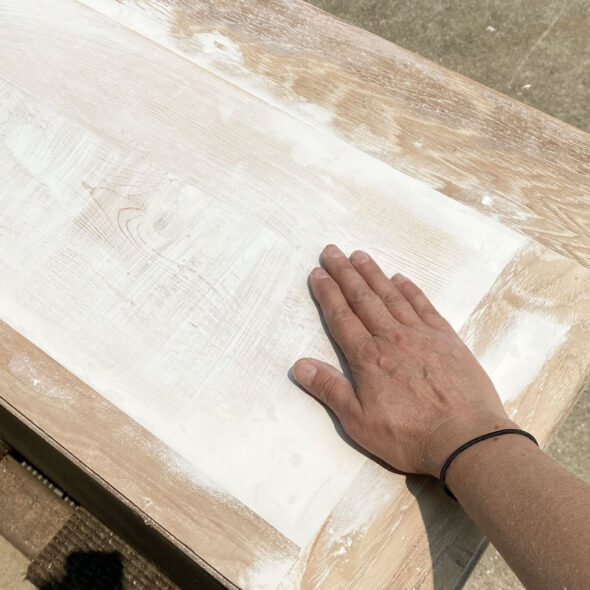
[440,428,539,501]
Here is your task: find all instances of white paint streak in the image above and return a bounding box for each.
[196,31,244,65]
[8,355,70,401]
[478,311,569,403]
[238,554,296,590]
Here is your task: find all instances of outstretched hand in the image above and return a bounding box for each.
[293,245,516,478]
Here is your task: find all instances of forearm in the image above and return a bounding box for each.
[446,434,590,590]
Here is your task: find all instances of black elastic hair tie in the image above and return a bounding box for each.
[440,428,539,501]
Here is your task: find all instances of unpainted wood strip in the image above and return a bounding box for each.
[465,244,590,443]
[279,469,482,590]
[78,0,590,268]
[279,240,590,589]
[0,321,299,590]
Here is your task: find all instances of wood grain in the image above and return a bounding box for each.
[0,0,589,589]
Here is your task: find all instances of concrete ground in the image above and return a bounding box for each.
[0,535,33,590]
[1,1,588,589]
[310,0,590,133]
[307,1,589,588]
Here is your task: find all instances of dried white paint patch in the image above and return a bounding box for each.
[477,310,569,403]
[238,554,296,590]
[1,0,528,557]
[196,31,244,65]
[8,355,72,402]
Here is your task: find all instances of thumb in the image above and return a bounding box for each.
[292,358,360,422]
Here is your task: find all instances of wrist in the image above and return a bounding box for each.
[444,429,540,500]
[422,413,519,477]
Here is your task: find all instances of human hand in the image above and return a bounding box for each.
[293,245,517,477]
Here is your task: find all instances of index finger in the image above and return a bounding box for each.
[321,245,394,336]
[309,267,373,359]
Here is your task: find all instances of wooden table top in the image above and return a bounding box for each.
[0,1,589,588]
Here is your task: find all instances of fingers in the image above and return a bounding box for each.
[350,250,422,326]
[320,245,393,335]
[309,267,373,357]
[392,273,453,331]
[292,358,360,422]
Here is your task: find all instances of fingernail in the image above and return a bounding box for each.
[324,244,344,258]
[311,267,330,279]
[294,361,317,386]
[393,273,408,283]
[351,250,369,264]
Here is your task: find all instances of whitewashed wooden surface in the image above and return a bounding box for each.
[1,1,589,588]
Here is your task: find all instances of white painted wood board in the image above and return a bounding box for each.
[1,1,589,588]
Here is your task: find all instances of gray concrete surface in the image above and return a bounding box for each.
[308,1,589,588]
[1,1,588,589]
[0,535,34,590]
[310,0,590,132]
